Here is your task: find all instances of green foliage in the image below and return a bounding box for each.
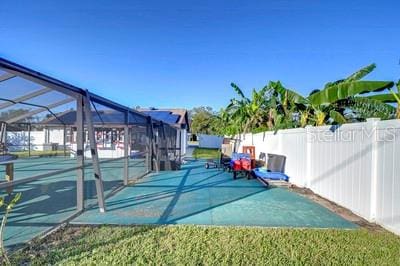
[345,63,377,82]
[346,97,396,120]
[367,93,398,103]
[230,82,248,101]
[0,193,22,265]
[192,147,220,159]
[214,63,398,134]
[189,63,397,136]
[11,225,400,265]
[329,110,347,124]
[308,81,394,106]
[189,106,219,135]
[323,63,376,88]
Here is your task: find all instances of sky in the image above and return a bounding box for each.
[1,0,399,110]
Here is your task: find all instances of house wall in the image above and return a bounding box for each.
[7,129,62,151]
[48,129,64,144]
[237,119,400,235]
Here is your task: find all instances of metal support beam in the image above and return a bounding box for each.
[76,96,84,212]
[178,129,182,163]
[161,123,171,171]
[6,97,74,123]
[123,125,129,185]
[0,122,6,153]
[28,124,31,157]
[84,90,106,213]
[145,125,151,172]
[0,73,15,82]
[0,87,52,110]
[63,125,67,157]
[149,118,159,172]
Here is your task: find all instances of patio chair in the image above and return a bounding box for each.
[251,153,289,187]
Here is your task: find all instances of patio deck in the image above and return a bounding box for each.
[73,161,357,229]
[1,156,147,249]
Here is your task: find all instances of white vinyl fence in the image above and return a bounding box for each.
[198,134,224,149]
[237,119,400,235]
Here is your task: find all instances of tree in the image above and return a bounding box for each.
[189,106,219,135]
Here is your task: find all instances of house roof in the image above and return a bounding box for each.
[138,108,190,131]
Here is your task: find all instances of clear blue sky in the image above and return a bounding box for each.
[1,0,399,110]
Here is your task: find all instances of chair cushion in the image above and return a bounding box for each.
[252,168,289,182]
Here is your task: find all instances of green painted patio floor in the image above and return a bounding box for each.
[0,156,147,249]
[73,161,357,229]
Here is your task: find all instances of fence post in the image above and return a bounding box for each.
[368,118,380,221]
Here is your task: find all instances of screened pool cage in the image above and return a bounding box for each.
[0,58,181,216]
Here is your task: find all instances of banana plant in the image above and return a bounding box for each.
[366,80,400,119]
[222,64,398,135]
[306,63,396,124]
[266,81,306,128]
[226,83,271,134]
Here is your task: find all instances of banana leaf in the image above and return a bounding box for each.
[344,63,376,82]
[329,110,347,124]
[324,63,376,88]
[272,81,308,104]
[367,94,398,103]
[230,83,248,102]
[308,81,394,105]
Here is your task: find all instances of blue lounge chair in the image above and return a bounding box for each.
[253,168,289,181]
[251,153,289,186]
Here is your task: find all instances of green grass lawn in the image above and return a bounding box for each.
[192,147,220,159]
[11,225,400,265]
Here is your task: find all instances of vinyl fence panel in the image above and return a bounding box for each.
[236,119,400,235]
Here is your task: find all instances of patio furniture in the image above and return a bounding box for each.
[242,146,256,168]
[230,153,252,179]
[251,154,288,187]
[205,151,231,171]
